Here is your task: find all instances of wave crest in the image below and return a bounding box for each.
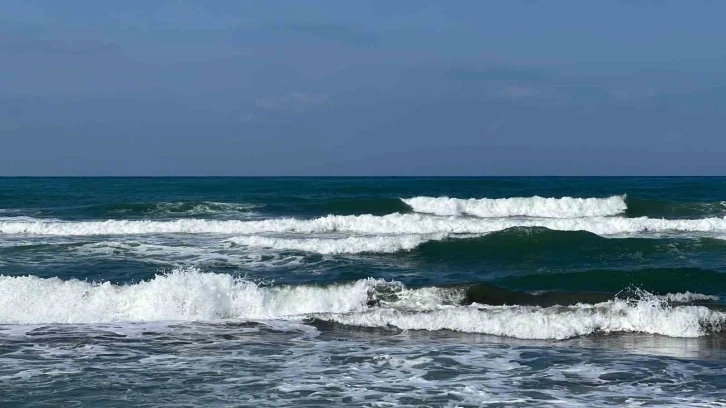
[402,195,627,218]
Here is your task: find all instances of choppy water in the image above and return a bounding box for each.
[1,177,726,406]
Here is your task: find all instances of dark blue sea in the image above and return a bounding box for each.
[2,177,726,406]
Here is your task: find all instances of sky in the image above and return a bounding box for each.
[1,0,725,176]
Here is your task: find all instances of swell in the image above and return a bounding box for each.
[626,198,726,219]
[494,267,726,295]
[410,227,726,264]
[1,268,722,340]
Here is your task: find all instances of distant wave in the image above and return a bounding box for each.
[0,202,261,223]
[3,213,726,238]
[401,195,627,218]
[0,268,723,339]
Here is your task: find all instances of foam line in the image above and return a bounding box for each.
[2,213,726,237]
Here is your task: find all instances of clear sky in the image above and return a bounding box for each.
[2,0,725,175]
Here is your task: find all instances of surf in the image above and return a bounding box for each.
[3,213,726,238]
[1,268,723,340]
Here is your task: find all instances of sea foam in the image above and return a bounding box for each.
[402,195,627,218]
[226,234,448,254]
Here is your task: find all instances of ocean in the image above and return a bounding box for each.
[1,177,725,407]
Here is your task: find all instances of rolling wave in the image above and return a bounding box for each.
[495,267,726,295]
[402,195,627,218]
[0,269,375,324]
[1,269,723,339]
[315,299,724,340]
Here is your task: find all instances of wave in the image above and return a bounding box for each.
[3,213,726,238]
[495,267,726,295]
[409,227,667,265]
[0,269,377,324]
[460,283,720,307]
[0,269,723,339]
[402,195,627,218]
[315,298,725,340]
[226,234,448,254]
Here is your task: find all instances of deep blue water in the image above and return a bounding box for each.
[1,177,726,406]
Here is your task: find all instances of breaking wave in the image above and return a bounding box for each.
[0,269,375,324]
[3,213,726,238]
[316,299,725,340]
[402,195,627,218]
[0,269,723,339]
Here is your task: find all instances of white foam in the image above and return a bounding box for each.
[317,297,726,340]
[2,213,726,238]
[402,195,627,218]
[226,234,447,254]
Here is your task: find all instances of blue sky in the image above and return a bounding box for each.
[1,0,725,175]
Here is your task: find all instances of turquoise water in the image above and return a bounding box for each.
[1,177,726,406]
